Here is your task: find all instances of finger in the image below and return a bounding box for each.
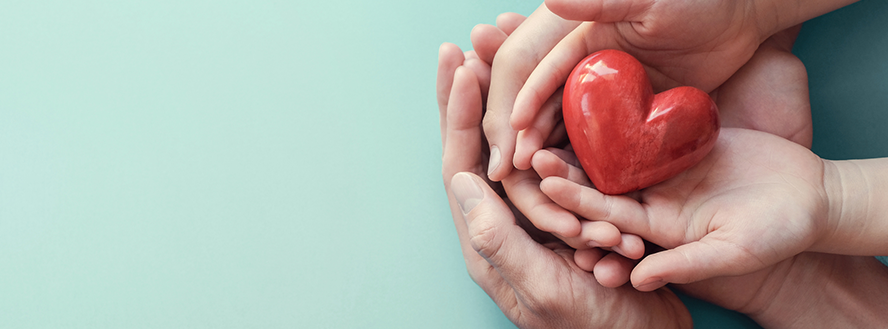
[574,248,606,272]
[485,4,580,182]
[511,22,622,131]
[464,50,479,61]
[514,89,563,170]
[578,220,621,248]
[462,58,492,103]
[545,0,654,22]
[437,43,466,147]
[592,252,634,288]
[496,12,527,35]
[442,67,511,298]
[442,66,485,180]
[539,176,651,236]
[532,152,644,254]
[631,236,773,291]
[471,24,508,65]
[612,233,645,260]
[532,149,591,187]
[502,169,582,238]
[451,172,562,298]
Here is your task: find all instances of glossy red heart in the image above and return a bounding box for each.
[563,49,720,195]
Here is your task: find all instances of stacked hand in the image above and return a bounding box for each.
[484,0,853,180]
[466,1,824,289]
[438,1,888,328]
[437,9,796,328]
[438,36,691,328]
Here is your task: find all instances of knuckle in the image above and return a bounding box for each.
[468,217,503,261]
[481,110,504,134]
[601,195,614,221]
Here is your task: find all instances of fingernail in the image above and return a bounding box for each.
[634,278,664,291]
[487,146,501,177]
[452,173,484,215]
[611,245,625,256]
[587,241,602,248]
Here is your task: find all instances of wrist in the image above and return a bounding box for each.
[816,159,846,254]
[816,158,888,255]
[748,254,888,328]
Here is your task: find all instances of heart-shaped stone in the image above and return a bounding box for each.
[563,49,720,195]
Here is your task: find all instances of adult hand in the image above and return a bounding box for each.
[438,41,692,329]
[463,13,647,275]
[487,0,853,177]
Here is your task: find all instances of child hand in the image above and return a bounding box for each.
[530,146,646,287]
[541,127,830,291]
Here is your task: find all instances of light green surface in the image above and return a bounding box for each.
[0,1,884,328]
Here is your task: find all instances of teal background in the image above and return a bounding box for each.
[0,1,884,328]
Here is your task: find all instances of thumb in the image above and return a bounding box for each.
[451,172,555,288]
[545,0,653,22]
[630,237,771,291]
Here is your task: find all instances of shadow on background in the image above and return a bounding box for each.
[796,1,888,160]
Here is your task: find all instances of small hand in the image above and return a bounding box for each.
[541,127,830,291]
[532,143,888,328]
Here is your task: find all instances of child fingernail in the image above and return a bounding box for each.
[487,146,501,177]
[451,173,484,215]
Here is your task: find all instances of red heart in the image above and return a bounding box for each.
[563,49,720,195]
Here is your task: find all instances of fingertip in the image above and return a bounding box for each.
[513,129,541,170]
[470,23,507,65]
[593,253,633,288]
[495,12,526,35]
[439,42,461,55]
[538,175,562,195]
[559,215,583,238]
[451,172,485,216]
[531,149,566,180]
[579,221,621,247]
[509,109,531,131]
[630,252,682,291]
[462,57,491,95]
[469,23,489,38]
[615,233,645,260]
[509,95,536,131]
[438,43,464,69]
[464,50,479,61]
[544,0,573,19]
[574,248,605,272]
[485,143,518,182]
[630,258,667,291]
[452,65,474,85]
